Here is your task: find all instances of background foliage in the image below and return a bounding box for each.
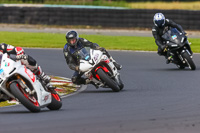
[1,0,199,4]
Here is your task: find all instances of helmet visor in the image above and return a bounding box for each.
[155,19,165,27]
[68,38,77,45]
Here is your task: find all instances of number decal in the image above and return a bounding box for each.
[24,66,35,82]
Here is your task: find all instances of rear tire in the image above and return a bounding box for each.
[97,69,120,92]
[116,75,124,90]
[47,91,62,110]
[10,82,40,113]
[119,83,124,90]
[182,52,196,70]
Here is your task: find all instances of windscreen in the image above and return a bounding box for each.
[77,47,91,61]
[162,28,181,43]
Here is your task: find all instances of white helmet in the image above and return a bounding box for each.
[153,13,165,28]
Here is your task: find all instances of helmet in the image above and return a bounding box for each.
[65,30,79,47]
[153,13,165,28]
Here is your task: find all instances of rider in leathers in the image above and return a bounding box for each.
[63,30,122,87]
[0,43,55,101]
[152,13,192,63]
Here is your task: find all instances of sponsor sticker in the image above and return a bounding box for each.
[5,62,10,67]
[43,95,49,102]
[172,35,177,40]
[0,69,3,74]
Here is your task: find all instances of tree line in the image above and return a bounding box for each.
[1,0,199,3]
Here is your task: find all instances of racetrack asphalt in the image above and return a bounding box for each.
[1,49,200,133]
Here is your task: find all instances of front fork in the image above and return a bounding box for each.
[8,75,35,96]
[178,48,193,64]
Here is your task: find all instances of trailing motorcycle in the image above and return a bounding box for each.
[162,28,195,70]
[0,53,62,112]
[78,47,124,92]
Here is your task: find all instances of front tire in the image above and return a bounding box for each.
[97,69,120,92]
[10,82,40,112]
[182,52,196,70]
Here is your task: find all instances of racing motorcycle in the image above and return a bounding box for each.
[0,53,62,112]
[162,28,195,70]
[78,47,124,92]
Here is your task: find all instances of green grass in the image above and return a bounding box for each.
[0,0,128,7]
[0,32,65,48]
[0,31,199,52]
[128,1,200,10]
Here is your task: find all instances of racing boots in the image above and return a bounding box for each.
[33,66,56,90]
[110,57,122,70]
[113,62,122,70]
[40,72,56,90]
[166,56,173,64]
[85,79,99,89]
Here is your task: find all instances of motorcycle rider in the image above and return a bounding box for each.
[152,13,192,64]
[0,43,55,101]
[63,30,122,87]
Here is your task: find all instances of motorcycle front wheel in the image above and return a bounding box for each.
[182,52,196,70]
[97,68,120,92]
[10,82,41,113]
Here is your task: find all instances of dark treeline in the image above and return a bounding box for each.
[125,0,199,1]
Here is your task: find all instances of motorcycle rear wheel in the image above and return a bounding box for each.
[97,68,120,92]
[182,52,196,70]
[10,82,41,112]
[47,91,62,110]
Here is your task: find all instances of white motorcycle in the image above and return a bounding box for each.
[0,53,62,112]
[78,47,124,92]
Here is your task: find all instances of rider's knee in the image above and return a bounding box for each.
[71,76,78,84]
[27,55,37,66]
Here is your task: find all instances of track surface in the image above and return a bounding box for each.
[1,49,200,133]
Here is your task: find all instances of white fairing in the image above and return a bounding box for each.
[79,60,93,72]
[79,48,119,86]
[0,53,52,107]
[79,49,103,72]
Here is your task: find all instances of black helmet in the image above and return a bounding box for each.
[66,30,79,46]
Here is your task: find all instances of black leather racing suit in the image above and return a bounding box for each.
[152,19,187,56]
[63,38,107,85]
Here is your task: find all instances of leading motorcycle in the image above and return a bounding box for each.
[162,28,196,70]
[0,53,62,112]
[78,47,124,92]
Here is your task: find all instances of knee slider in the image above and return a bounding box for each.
[71,76,78,84]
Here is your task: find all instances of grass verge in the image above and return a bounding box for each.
[0,31,199,52]
[128,2,200,10]
[0,101,15,107]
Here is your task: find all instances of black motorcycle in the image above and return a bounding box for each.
[162,28,196,70]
